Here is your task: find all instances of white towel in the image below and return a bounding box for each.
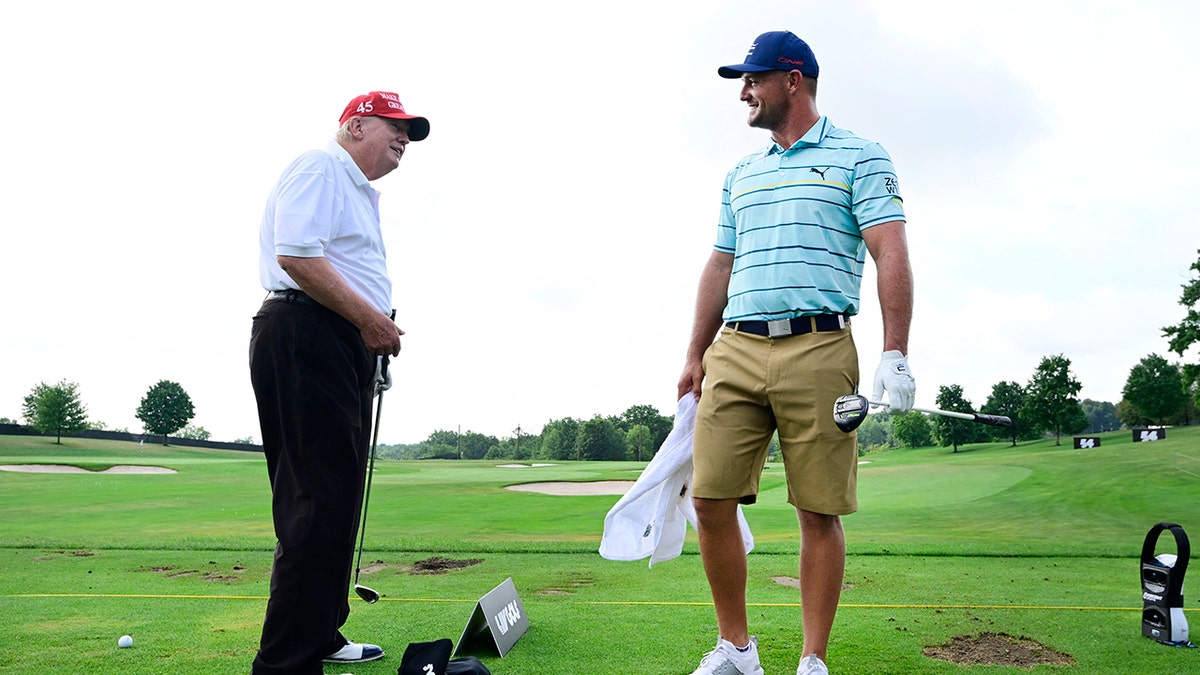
[599,394,754,567]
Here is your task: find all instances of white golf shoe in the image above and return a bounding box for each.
[797,653,829,675]
[689,636,765,675]
[322,641,384,664]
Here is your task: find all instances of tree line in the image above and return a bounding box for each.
[857,250,1200,453]
[14,379,202,445]
[375,404,675,462]
[856,351,1197,454]
[11,251,1200,456]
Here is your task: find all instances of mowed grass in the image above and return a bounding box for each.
[1,429,1198,674]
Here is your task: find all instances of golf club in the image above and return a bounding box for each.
[352,355,389,604]
[833,393,1012,433]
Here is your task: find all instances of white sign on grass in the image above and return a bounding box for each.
[453,577,529,658]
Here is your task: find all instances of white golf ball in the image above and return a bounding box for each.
[118,635,133,648]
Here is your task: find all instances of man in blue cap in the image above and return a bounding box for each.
[678,31,916,675]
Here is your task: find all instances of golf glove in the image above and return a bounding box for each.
[872,350,915,412]
[374,356,393,395]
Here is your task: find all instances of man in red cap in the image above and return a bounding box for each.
[249,91,429,675]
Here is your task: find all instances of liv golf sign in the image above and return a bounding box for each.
[454,577,530,658]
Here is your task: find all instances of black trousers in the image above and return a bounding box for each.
[248,297,375,675]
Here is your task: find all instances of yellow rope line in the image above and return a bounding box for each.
[586,600,1185,611]
[8,593,1199,613]
[6,593,469,602]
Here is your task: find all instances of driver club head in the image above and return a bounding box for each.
[354,584,380,604]
[833,394,869,433]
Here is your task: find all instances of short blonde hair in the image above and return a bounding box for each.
[335,118,357,142]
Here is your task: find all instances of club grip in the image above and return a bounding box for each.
[973,413,1012,427]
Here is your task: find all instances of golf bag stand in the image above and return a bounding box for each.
[1141,522,1190,644]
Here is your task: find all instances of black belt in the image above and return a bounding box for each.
[266,289,315,305]
[727,313,849,338]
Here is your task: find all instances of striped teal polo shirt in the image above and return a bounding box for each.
[716,117,905,323]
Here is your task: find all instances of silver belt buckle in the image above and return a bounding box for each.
[766,319,792,338]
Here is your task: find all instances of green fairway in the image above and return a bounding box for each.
[2,429,1198,673]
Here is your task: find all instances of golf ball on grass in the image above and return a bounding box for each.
[118,635,133,648]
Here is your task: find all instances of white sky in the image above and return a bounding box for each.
[2,0,1197,444]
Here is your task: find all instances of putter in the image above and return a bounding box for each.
[352,355,389,604]
[833,393,1012,433]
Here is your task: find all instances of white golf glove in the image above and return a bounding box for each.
[872,350,915,412]
[374,356,393,395]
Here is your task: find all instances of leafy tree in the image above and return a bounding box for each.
[479,428,538,460]
[512,425,539,460]
[1021,354,1086,445]
[483,439,511,460]
[135,380,195,445]
[1122,354,1187,426]
[625,424,653,461]
[1080,399,1121,433]
[416,429,461,459]
[535,425,568,460]
[619,404,673,453]
[176,424,211,441]
[537,417,580,460]
[1163,250,1200,405]
[22,380,88,444]
[575,415,626,460]
[1167,367,1197,425]
[933,384,987,452]
[984,381,1037,446]
[892,411,933,448]
[856,410,893,452]
[459,431,497,460]
[375,442,419,459]
[21,383,46,423]
[1115,398,1152,429]
[1183,364,1200,412]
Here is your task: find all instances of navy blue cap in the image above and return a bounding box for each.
[718,31,819,79]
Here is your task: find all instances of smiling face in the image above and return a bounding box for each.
[351,116,412,180]
[740,70,792,131]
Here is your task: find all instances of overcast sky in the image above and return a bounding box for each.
[2,0,1197,444]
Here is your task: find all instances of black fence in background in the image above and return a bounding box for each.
[0,424,262,453]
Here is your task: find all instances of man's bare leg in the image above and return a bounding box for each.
[695,497,750,647]
[798,509,845,660]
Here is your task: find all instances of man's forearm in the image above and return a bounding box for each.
[863,222,913,354]
[874,244,913,355]
[277,255,382,329]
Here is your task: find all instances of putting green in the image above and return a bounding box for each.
[756,463,1032,509]
[858,463,1032,508]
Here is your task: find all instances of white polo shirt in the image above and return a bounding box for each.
[259,141,392,315]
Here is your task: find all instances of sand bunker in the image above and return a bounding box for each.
[0,464,177,475]
[505,480,634,496]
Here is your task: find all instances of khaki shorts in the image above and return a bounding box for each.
[692,324,860,515]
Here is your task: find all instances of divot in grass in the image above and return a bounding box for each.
[537,572,597,595]
[924,632,1075,668]
[772,576,852,591]
[409,556,482,575]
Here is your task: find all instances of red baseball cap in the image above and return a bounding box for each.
[339,91,430,141]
